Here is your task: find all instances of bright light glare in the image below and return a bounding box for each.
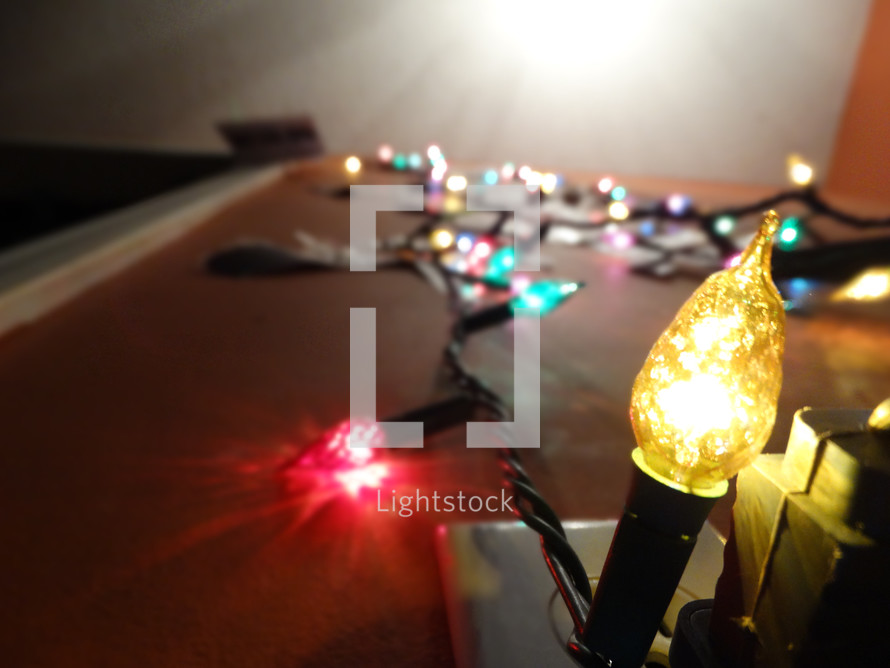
[501,162,516,180]
[446,175,468,192]
[494,0,655,64]
[833,268,890,302]
[656,375,735,440]
[598,177,614,193]
[428,145,442,161]
[345,156,361,174]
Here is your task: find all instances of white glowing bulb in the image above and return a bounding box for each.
[446,175,468,192]
[598,177,614,194]
[518,165,532,180]
[345,156,362,174]
[427,145,442,161]
[525,171,543,191]
[609,201,630,220]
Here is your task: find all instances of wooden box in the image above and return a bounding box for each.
[710,407,890,667]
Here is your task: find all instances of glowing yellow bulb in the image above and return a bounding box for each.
[630,211,786,490]
[431,227,455,250]
[541,173,558,194]
[787,155,813,186]
[444,196,462,213]
[609,201,630,220]
[446,175,468,192]
[831,267,890,302]
[345,156,362,174]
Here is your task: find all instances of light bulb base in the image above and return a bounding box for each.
[580,448,727,668]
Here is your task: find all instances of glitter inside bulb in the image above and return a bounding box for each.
[629,211,786,489]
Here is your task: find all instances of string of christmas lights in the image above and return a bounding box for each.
[211,146,890,665]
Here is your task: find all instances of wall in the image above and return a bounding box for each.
[0,0,872,186]
[826,0,890,203]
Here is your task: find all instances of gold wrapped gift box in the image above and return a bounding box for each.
[710,407,889,667]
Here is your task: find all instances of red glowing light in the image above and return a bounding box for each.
[335,464,389,498]
[286,419,390,498]
[294,419,382,470]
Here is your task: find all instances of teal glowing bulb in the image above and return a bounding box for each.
[510,280,581,316]
[485,247,516,284]
[778,217,801,248]
[611,186,627,201]
[392,154,407,170]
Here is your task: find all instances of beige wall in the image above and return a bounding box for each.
[0,1,872,186]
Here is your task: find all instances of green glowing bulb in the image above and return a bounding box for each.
[511,280,580,316]
[392,153,407,170]
[485,247,515,284]
[777,217,801,248]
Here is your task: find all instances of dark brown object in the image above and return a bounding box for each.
[217,115,323,164]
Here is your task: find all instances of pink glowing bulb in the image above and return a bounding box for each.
[501,162,516,180]
[597,177,614,194]
[726,253,742,268]
[473,240,493,259]
[378,144,394,162]
[611,231,635,250]
[511,275,532,294]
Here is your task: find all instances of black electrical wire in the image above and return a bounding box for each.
[417,237,597,660]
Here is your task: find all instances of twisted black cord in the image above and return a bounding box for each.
[421,244,595,649]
